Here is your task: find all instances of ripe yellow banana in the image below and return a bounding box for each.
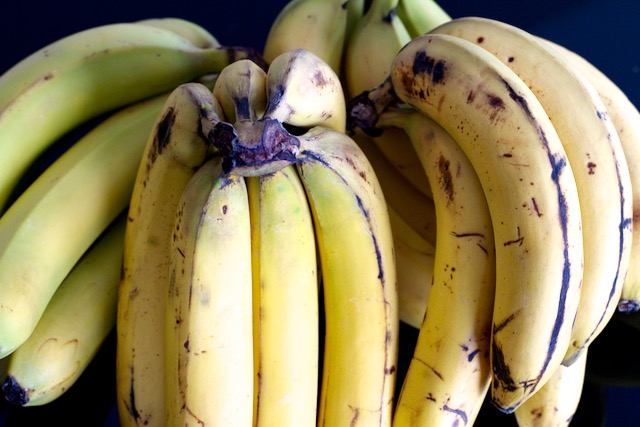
[295,126,398,426]
[262,48,346,132]
[1,215,125,407]
[213,59,268,124]
[116,82,225,427]
[344,0,432,200]
[0,21,260,211]
[431,15,633,367]
[379,106,496,427]
[349,33,584,413]
[514,349,588,427]
[263,0,349,74]
[165,158,253,426]
[543,40,640,314]
[0,89,169,359]
[355,133,437,244]
[247,165,319,427]
[395,0,451,38]
[389,206,435,329]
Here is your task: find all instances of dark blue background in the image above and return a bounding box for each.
[1,1,639,425]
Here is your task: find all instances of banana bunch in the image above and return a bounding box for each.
[0,17,265,408]
[113,48,398,426]
[344,3,640,426]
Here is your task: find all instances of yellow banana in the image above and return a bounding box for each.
[431,15,633,367]
[0,21,260,210]
[1,215,125,407]
[389,207,435,329]
[348,33,584,413]
[262,48,346,132]
[344,0,432,200]
[213,59,268,124]
[543,40,640,314]
[295,125,398,426]
[0,90,169,359]
[395,0,451,38]
[379,106,495,427]
[247,165,319,427]
[134,17,220,48]
[165,158,253,426]
[116,82,225,427]
[514,349,588,427]
[263,0,349,74]
[355,132,437,244]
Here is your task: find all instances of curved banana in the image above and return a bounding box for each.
[431,15,633,367]
[263,0,349,74]
[344,0,432,200]
[262,48,346,132]
[349,33,584,413]
[165,158,253,426]
[247,165,319,427]
[395,0,451,38]
[295,126,398,426]
[388,207,435,329]
[212,58,268,124]
[355,132,437,244]
[514,349,588,427]
[1,215,126,407]
[0,90,170,359]
[0,21,261,210]
[134,17,220,48]
[543,40,640,314]
[116,82,226,427]
[380,107,495,427]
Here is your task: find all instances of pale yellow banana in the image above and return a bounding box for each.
[1,215,126,407]
[543,40,640,314]
[247,165,319,427]
[514,349,588,427]
[263,0,349,74]
[431,15,633,367]
[349,33,584,412]
[296,126,398,426]
[135,17,220,48]
[344,0,431,200]
[116,82,224,427]
[0,90,169,359]
[0,21,260,210]
[262,48,346,132]
[395,0,451,38]
[165,158,253,426]
[380,107,495,427]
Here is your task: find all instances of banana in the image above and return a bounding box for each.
[116,82,226,427]
[390,206,435,329]
[344,0,432,200]
[263,0,349,74]
[348,33,584,413]
[514,349,588,427]
[0,89,170,359]
[262,48,346,132]
[1,214,126,407]
[294,125,398,426]
[0,21,262,211]
[395,0,451,38]
[542,40,640,313]
[212,59,268,124]
[165,158,253,426]
[355,133,437,244]
[430,16,633,366]
[379,106,496,427]
[135,17,220,48]
[247,165,319,427]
